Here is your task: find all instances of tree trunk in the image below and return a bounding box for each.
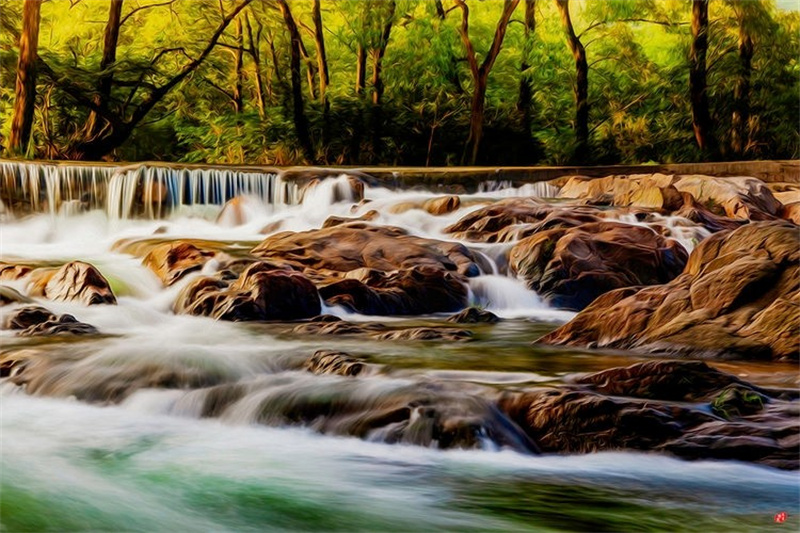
[84,0,123,140]
[245,14,267,118]
[312,0,329,101]
[465,77,488,165]
[8,0,42,155]
[517,0,536,137]
[555,0,588,163]
[278,0,314,162]
[370,0,395,107]
[690,0,716,155]
[731,15,752,157]
[355,44,366,95]
[455,0,520,165]
[232,17,244,113]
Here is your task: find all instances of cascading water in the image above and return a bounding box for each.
[106,165,299,221]
[3,163,795,532]
[0,160,116,219]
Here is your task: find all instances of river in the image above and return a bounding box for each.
[1,162,797,531]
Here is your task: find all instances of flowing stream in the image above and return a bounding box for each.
[1,161,797,531]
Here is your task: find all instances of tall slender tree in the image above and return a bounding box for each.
[277,0,314,161]
[554,0,588,163]
[690,0,716,154]
[454,0,520,165]
[517,0,536,138]
[8,0,42,155]
[84,0,124,140]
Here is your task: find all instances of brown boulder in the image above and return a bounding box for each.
[175,262,321,321]
[673,175,781,220]
[252,223,479,277]
[510,221,688,310]
[2,305,98,336]
[780,202,800,224]
[540,222,799,360]
[142,242,215,286]
[390,196,462,216]
[319,266,468,315]
[32,261,116,305]
[499,360,798,468]
[0,262,32,281]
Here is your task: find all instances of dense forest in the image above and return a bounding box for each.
[0,0,798,166]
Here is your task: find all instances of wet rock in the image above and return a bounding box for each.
[373,327,472,342]
[500,360,799,468]
[292,317,384,336]
[304,350,369,376]
[30,261,117,305]
[674,192,744,233]
[322,209,379,228]
[539,222,799,360]
[175,261,321,321]
[447,307,500,324]
[390,196,462,216]
[780,202,800,225]
[252,224,479,277]
[250,224,476,315]
[0,262,32,281]
[2,305,55,330]
[21,314,99,336]
[510,221,688,311]
[142,241,216,286]
[574,360,751,402]
[319,266,468,315]
[444,197,556,242]
[2,305,98,336]
[673,175,781,220]
[0,285,33,306]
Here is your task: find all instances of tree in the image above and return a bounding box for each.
[690,0,716,155]
[84,0,123,140]
[517,0,536,139]
[554,0,588,163]
[277,0,315,161]
[8,0,41,155]
[41,0,256,160]
[453,0,521,165]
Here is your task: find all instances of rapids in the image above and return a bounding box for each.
[1,161,798,531]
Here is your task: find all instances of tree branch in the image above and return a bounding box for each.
[120,0,178,26]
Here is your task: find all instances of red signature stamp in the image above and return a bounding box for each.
[774,512,787,523]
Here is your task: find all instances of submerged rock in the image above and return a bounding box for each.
[539,221,799,360]
[0,285,33,306]
[2,305,98,336]
[373,327,472,342]
[175,261,321,321]
[304,350,370,377]
[447,307,501,324]
[510,221,688,311]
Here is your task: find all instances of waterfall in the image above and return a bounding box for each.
[478,180,560,198]
[1,161,115,218]
[0,160,300,221]
[106,166,299,220]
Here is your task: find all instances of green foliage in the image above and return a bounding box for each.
[0,0,797,164]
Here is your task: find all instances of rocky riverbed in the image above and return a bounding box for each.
[1,163,798,530]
